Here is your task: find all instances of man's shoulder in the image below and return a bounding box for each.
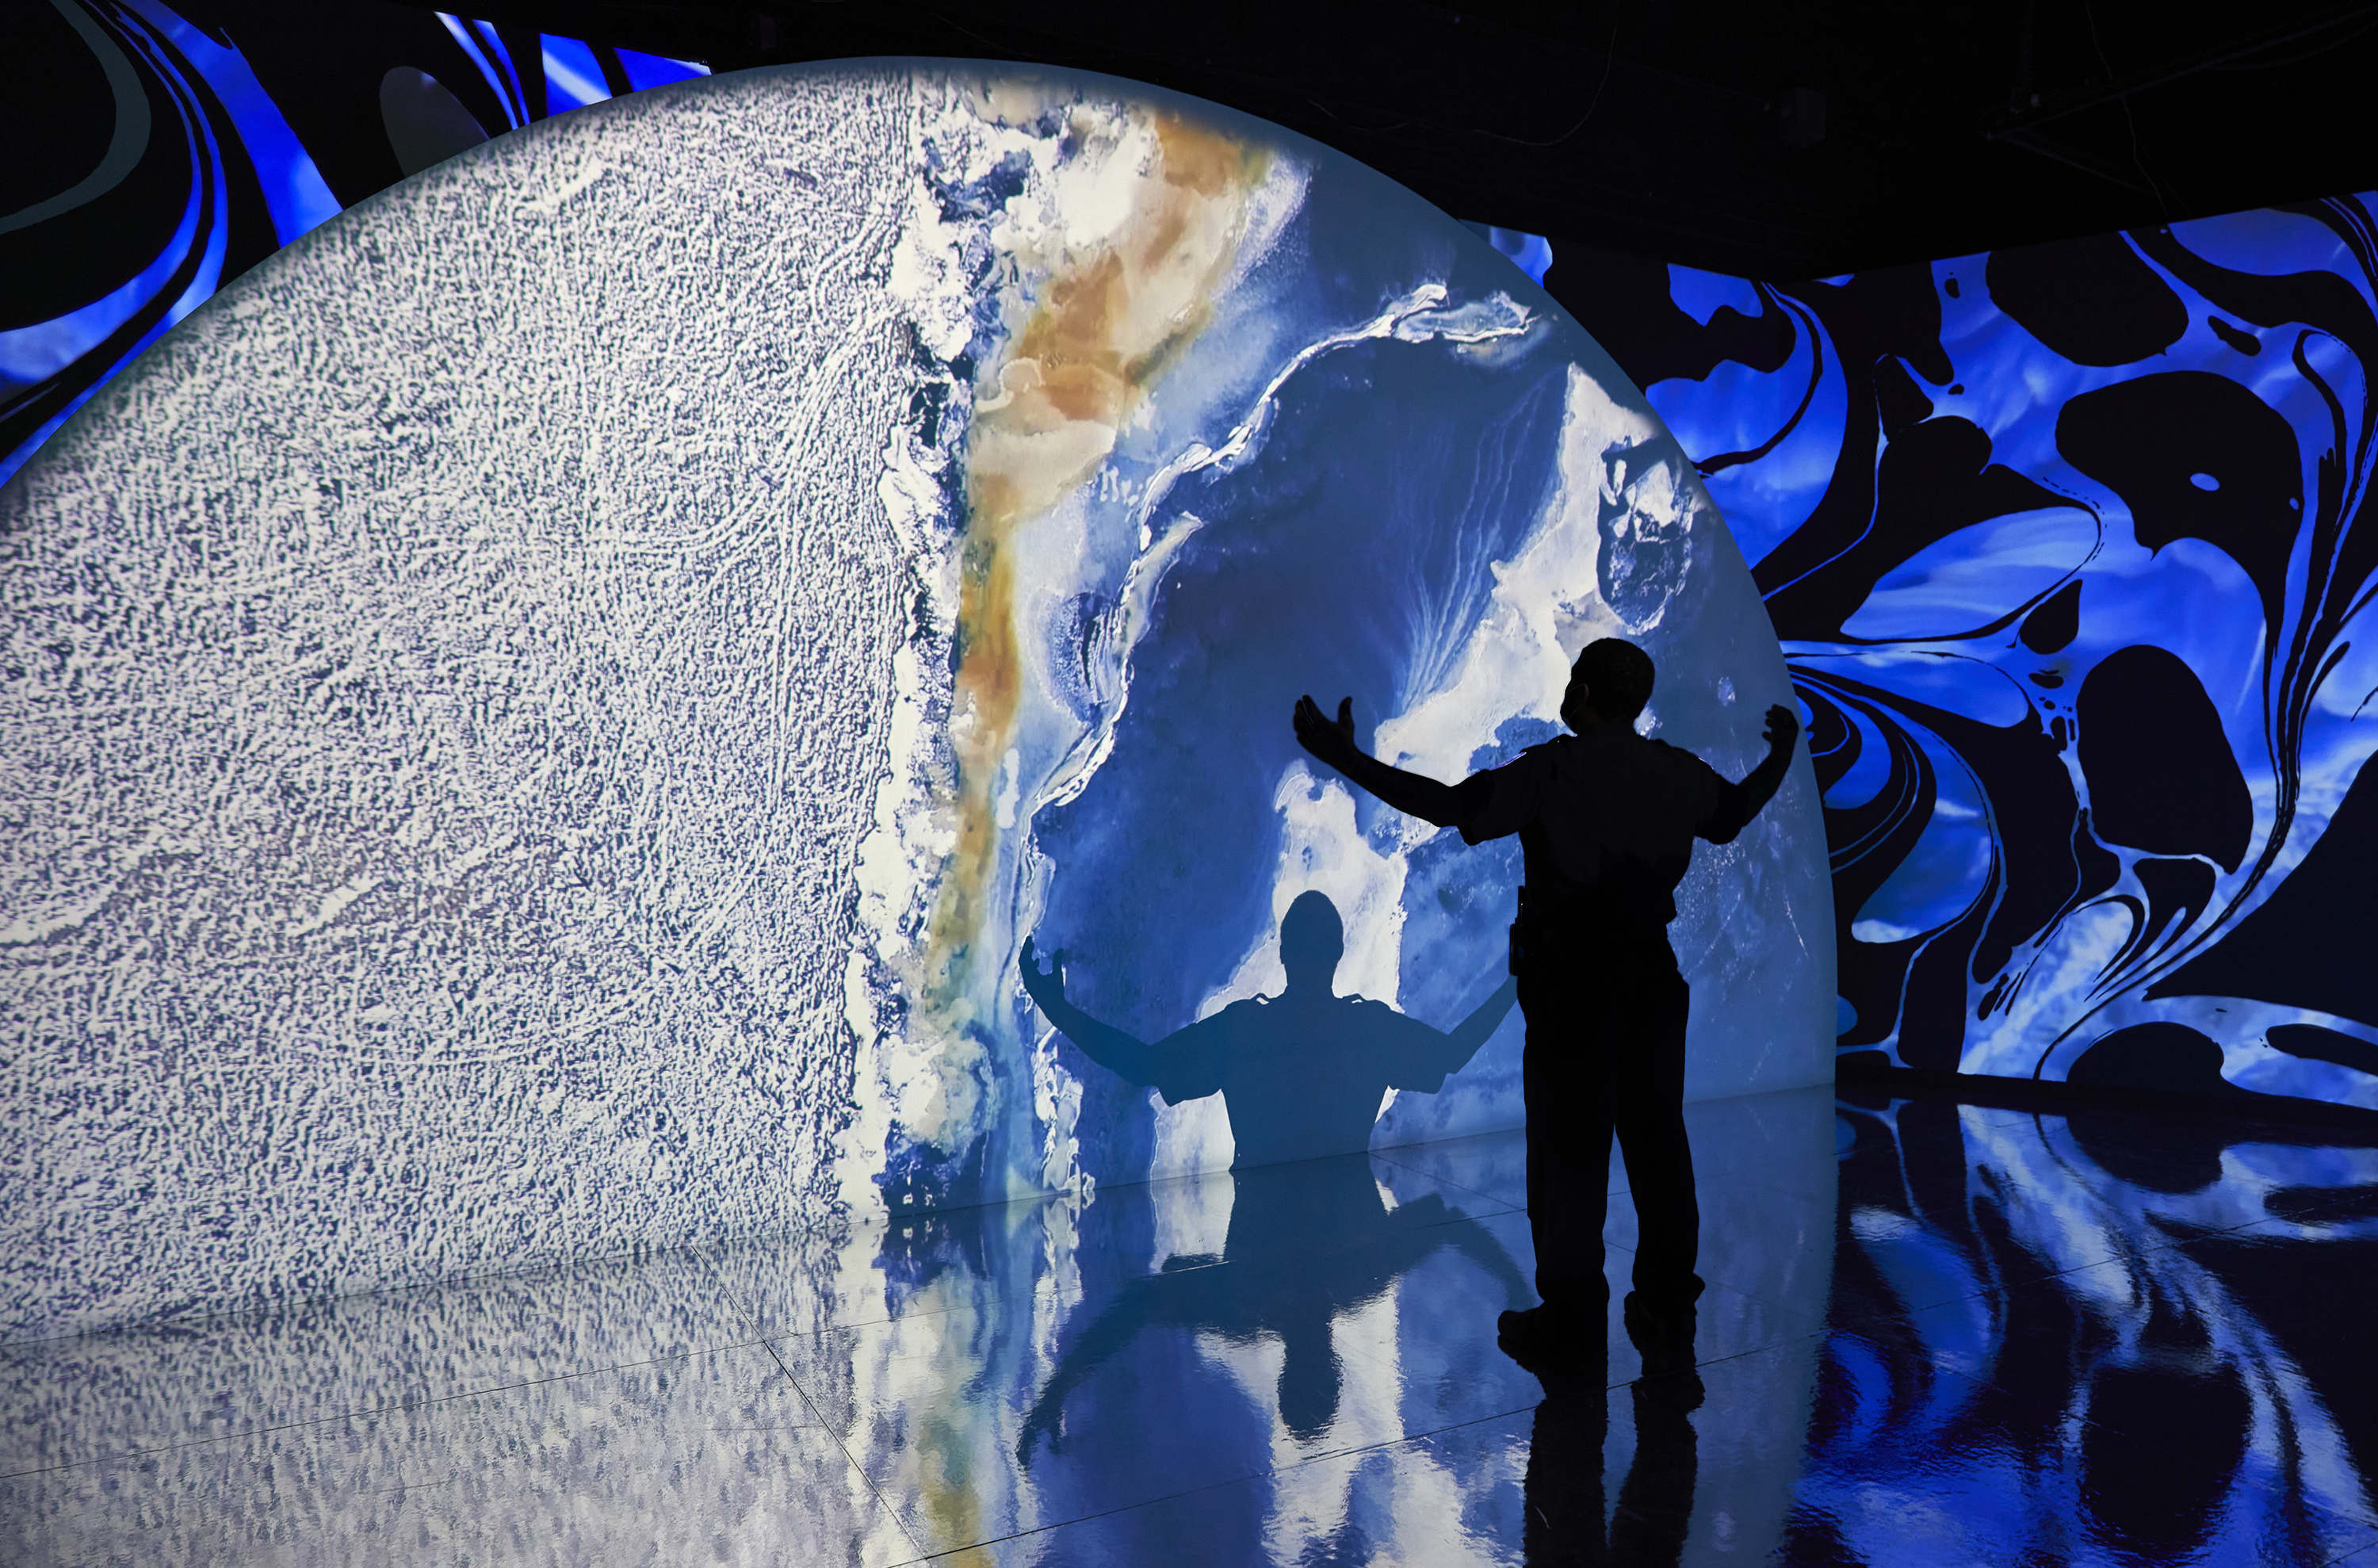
[1179,995,1267,1038]
[1466,736,1562,788]
[1642,737,1728,805]
[1341,996,1439,1046]
[1512,734,1580,766]
[1644,735,1720,771]
[1547,727,1692,765]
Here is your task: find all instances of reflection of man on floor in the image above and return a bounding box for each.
[1527,1352,1703,1567]
[1019,889,1516,1168]
[1015,892,1524,1454]
[1290,637,1797,1365]
[1012,1152,1530,1458]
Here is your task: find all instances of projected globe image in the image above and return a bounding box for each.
[1,63,1830,1337]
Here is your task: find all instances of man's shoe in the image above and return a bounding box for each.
[1622,1291,1698,1377]
[1499,1304,1597,1371]
[1497,1304,1549,1344]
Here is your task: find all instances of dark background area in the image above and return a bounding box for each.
[23,0,2368,276]
[14,0,2378,399]
[677,0,2378,275]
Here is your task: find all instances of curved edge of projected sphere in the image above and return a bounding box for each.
[0,56,1832,1342]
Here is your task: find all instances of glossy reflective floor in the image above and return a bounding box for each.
[6,1083,2377,1565]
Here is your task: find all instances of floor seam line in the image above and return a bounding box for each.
[1367,1151,1529,1211]
[761,1336,930,1562]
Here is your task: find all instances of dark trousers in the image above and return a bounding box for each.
[1518,931,1701,1311]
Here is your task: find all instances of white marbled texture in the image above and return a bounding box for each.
[1,66,927,1338]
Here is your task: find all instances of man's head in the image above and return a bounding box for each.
[1563,637,1655,732]
[1279,890,1345,992]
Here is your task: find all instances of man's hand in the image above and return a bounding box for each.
[1294,694,1360,766]
[1291,691,1466,827]
[1019,935,1068,1011]
[1763,702,1801,754]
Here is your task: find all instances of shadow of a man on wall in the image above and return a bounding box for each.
[1019,889,1515,1168]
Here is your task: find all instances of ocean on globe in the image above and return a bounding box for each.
[0,59,1832,1338]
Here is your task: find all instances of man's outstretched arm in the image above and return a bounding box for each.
[1378,973,1521,1092]
[1443,975,1520,1070]
[1019,936,1164,1085]
[1021,938,1231,1102]
[1293,695,1464,826]
[1701,702,1801,844]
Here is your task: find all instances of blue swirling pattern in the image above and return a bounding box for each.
[0,2,704,487]
[1803,1092,2378,1562]
[1554,205,2378,1113]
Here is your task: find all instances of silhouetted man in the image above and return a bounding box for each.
[1291,637,1797,1365]
[1019,889,1516,1168]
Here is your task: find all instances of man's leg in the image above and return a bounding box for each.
[1612,965,1701,1309]
[1517,971,1616,1318]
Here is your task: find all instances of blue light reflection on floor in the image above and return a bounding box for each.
[6,1084,2373,1563]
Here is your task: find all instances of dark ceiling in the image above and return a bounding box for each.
[411,0,2378,277]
